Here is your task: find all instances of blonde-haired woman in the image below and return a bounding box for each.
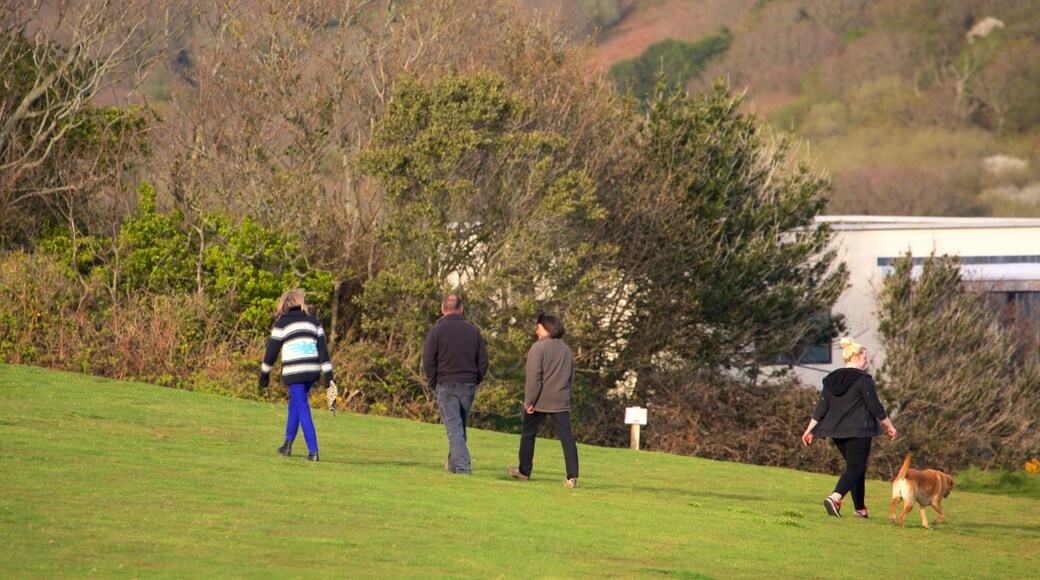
[259,289,336,461]
[801,337,896,518]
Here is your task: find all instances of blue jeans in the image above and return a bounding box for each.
[437,383,476,474]
[286,383,318,454]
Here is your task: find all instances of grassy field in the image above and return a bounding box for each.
[1,364,1038,578]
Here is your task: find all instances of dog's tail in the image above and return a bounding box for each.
[894,453,912,482]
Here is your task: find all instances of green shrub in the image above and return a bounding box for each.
[611,30,733,101]
[0,182,335,403]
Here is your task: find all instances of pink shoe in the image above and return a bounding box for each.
[853,508,868,518]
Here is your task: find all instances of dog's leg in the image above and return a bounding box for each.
[932,500,945,526]
[899,502,913,527]
[919,505,930,529]
[890,496,900,524]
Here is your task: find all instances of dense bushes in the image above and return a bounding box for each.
[875,252,1040,473]
[0,184,334,399]
[643,371,841,474]
[0,250,252,395]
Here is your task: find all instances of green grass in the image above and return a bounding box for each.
[955,467,1040,500]
[1,364,1038,578]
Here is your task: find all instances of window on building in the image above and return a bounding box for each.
[774,314,834,365]
[778,341,832,365]
[982,290,1040,328]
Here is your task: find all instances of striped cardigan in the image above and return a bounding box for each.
[260,306,334,387]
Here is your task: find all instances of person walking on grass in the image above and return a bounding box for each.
[508,313,579,488]
[801,337,896,518]
[422,293,489,475]
[259,289,336,462]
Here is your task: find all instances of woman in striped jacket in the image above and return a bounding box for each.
[259,289,336,462]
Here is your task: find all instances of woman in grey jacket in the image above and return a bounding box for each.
[801,337,897,518]
[508,313,579,488]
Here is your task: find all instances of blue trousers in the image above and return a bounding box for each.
[437,383,476,474]
[286,383,318,454]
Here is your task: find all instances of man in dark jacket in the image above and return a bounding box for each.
[422,294,489,475]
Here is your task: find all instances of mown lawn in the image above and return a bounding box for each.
[1,364,1037,578]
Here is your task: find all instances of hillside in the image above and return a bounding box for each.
[568,0,1040,217]
[100,0,1040,217]
[2,364,1038,577]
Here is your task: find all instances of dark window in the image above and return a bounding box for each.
[983,291,1040,326]
[983,291,1040,361]
[778,341,832,365]
[774,313,834,365]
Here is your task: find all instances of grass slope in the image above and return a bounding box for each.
[1,364,1038,578]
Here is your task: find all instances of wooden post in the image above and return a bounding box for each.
[625,406,647,451]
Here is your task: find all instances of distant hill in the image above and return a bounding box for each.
[53,0,1040,218]
[551,0,1040,217]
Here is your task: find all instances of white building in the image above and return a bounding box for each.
[789,215,1040,385]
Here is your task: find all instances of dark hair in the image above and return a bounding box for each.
[441,294,463,313]
[537,313,564,339]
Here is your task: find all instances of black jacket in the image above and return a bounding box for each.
[811,367,888,439]
[422,314,489,389]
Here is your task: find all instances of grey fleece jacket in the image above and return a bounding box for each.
[523,336,575,413]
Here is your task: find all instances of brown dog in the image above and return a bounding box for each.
[890,454,954,529]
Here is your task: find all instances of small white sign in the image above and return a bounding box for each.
[624,406,647,425]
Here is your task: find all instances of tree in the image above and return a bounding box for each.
[966,37,1040,134]
[151,0,624,343]
[601,81,848,389]
[876,252,1040,471]
[0,0,181,247]
[357,73,614,417]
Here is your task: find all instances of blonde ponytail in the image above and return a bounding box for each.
[839,337,865,364]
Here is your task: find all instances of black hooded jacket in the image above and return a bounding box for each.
[810,367,889,439]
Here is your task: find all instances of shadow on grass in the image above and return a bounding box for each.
[580,482,765,502]
[636,567,714,579]
[343,457,439,469]
[954,521,1040,537]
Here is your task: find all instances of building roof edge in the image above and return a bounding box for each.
[815,215,1040,230]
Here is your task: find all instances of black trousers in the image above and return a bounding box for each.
[518,410,579,480]
[832,437,872,510]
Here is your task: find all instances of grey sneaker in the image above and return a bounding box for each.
[507,466,529,481]
[565,478,579,488]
